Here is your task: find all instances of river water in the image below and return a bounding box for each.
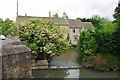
[32,48,118,78]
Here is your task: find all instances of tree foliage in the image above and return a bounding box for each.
[0,18,3,34]
[53,13,59,18]
[113,1,120,22]
[112,1,120,56]
[77,14,119,70]
[16,18,68,58]
[77,30,98,60]
[77,15,108,29]
[1,18,17,36]
[77,27,118,70]
[100,21,117,33]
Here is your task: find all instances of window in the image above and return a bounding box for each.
[73,29,75,33]
[73,35,78,41]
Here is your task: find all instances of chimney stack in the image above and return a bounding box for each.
[49,11,51,17]
[25,14,27,16]
[16,0,18,17]
[62,11,68,19]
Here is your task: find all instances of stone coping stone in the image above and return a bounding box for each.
[2,43,31,56]
[32,60,48,70]
[33,60,48,66]
[32,66,48,70]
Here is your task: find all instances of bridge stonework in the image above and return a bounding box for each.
[1,42,31,78]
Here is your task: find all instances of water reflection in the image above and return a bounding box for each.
[32,48,118,78]
[32,69,80,78]
[80,68,118,78]
[65,69,79,78]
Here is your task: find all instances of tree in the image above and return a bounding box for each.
[77,30,98,60]
[101,21,117,33]
[112,1,120,56]
[0,18,3,34]
[91,15,108,29]
[113,1,120,22]
[53,13,59,18]
[2,18,17,36]
[16,18,68,58]
[77,15,108,29]
[0,18,3,25]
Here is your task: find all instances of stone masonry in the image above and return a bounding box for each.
[2,42,31,78]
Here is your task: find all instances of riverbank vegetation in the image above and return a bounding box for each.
[77,2,120,71]
[77,21,119,71]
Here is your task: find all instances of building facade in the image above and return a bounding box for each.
[16,14,94,45]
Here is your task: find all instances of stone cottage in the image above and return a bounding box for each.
[16,12,94,45]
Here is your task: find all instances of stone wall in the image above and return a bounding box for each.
[2,42,31,78]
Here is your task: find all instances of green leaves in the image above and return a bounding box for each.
[1,18,17,36]
[77,15,109,29]
[113,1,120,22]
[101,21,117,33]
[77,26,119,71]
[77,30,98,60]
[16,18,68,57]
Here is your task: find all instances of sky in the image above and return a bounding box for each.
[0,0,119,21]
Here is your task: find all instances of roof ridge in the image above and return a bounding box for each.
[18,15,68,19]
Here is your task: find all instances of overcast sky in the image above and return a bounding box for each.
[0,0,118,21]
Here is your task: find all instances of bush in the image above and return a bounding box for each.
[77,23,119,71]
[16,18,68,59]
[94,31,113,55]
[83,54,119,71]
[77,30,98,61]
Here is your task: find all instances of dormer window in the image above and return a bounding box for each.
[73,29,75,33]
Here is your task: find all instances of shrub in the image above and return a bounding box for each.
[83,54,119,71]
[77,24,119,71]
[77,30,98,61]
[16,18,68,59]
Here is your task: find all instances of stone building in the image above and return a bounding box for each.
[16,12,94,45]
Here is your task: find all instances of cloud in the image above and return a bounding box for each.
[0,0,118,21]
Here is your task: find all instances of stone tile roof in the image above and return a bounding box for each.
[67,19,83,29]
[82,22,94,29]
[41,17,69,26]
[17,16,69,26]
[17,15,94,29]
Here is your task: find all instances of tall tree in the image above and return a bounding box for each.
[0,18,3,24]
[53,13,59,18]
[91,15,108,29]
[2,18,16,36]
[113,1,120,22]
[77,15,108,29]
[0,18,3,34]
[112,1,120,56]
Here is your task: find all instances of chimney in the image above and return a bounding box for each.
[16,0,18,18]
[25,14,27,16]
[49,11,51,17]
[62,11,67,19]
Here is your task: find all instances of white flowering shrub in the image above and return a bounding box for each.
[16,18,68,59]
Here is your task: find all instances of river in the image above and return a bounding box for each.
[32,48,118,78]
